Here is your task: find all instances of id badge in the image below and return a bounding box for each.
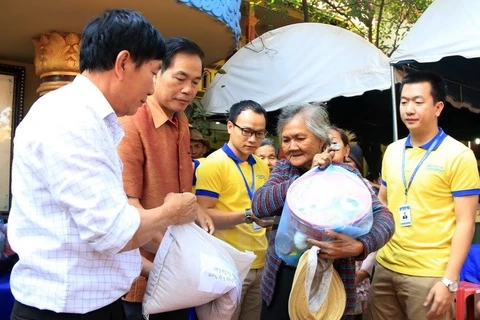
[399,205,412,227]
[253,222,262,231]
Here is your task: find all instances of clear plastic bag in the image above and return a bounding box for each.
[275,165,373,266]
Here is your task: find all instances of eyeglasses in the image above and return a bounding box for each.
[231,121,267,139]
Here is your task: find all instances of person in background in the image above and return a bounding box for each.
[368,70,480,320]
[347,144,366,176]
[344,143,377,319]
[0,218,17,275]
[8,10,197,320]
[368,174,382,196]
[118,37,213,320]
[255,137,279,172]
[330,126,355,164]
[195,100,271,320]
[252,103,395,320]
[190,127,210,159]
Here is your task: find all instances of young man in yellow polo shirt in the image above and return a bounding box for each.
[196,100,271,320]
[368,70,480,320]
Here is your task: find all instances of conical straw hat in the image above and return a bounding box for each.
[289,248,346,319]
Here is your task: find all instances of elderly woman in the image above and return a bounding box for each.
[252,103,395,320]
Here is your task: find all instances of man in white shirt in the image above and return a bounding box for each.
[8,9,197,320]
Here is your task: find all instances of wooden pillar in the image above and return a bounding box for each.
[32,32,80,96]
[240,3,259,45]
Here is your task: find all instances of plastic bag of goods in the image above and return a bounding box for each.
[275,165,373,266]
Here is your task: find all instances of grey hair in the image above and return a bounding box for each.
[276,102,331,148]
[259,137,279,157]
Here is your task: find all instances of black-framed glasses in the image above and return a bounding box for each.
[231,121,267,139]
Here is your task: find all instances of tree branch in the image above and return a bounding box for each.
[302,0,309,21]
[375,0,385,47]
[388,2,412,56]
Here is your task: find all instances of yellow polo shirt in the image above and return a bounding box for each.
[377,129,480,276]
[195,144,269,269]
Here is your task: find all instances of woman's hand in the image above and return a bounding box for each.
[307,230,364,260]
[311,146,337,169]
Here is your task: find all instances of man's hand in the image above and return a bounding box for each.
[424,281,455,319]
[196,206,215,234]
[307,230,364,260]
[251,215,275,228]
[163,192,198,225]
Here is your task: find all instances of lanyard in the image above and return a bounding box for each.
[235,162,255,200]
[402,131,445,200]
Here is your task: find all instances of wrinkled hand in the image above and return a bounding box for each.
[311,146,336,169]
[196,206,215,234]
[163,192,198,225]
[424,281,455,319]
[306,230,364,260]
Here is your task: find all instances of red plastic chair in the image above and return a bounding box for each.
[456,281,480,320]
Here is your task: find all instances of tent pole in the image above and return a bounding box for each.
[390,65,398,141]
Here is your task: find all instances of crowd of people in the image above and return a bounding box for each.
[3,8,480,320]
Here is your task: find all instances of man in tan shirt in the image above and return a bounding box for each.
[118,37,213,320]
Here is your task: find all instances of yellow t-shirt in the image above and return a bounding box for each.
[377,130,480,276]
[195,144,269,269]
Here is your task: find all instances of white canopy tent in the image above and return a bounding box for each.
[202,22,392,114]
[390,0,480,140]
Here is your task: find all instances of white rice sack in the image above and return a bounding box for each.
[142,223,256,319]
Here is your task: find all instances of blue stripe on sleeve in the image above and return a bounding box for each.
[195,189,219,198]
[381,179,387,186]
[452,189,480,197]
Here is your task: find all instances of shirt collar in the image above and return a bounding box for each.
[147,95,186,128]
[72,75,124,145]
[405,128,447,150]
[221,143,256,165]
[73,75,114,119]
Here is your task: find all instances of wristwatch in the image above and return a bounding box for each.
[244,208,254,224]
[440,277,458,292]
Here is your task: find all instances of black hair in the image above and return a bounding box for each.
[400,70,447,104]
[160,37,205,73]
[330,126,350,147]
[80,9,165,72]
[229,100,267,123]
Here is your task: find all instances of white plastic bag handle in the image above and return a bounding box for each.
[305,246,333,312]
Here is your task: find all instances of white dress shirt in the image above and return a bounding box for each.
[8,75,142,313]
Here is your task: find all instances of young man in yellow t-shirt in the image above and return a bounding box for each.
[196,100,271,320]
[368,70,480,320]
